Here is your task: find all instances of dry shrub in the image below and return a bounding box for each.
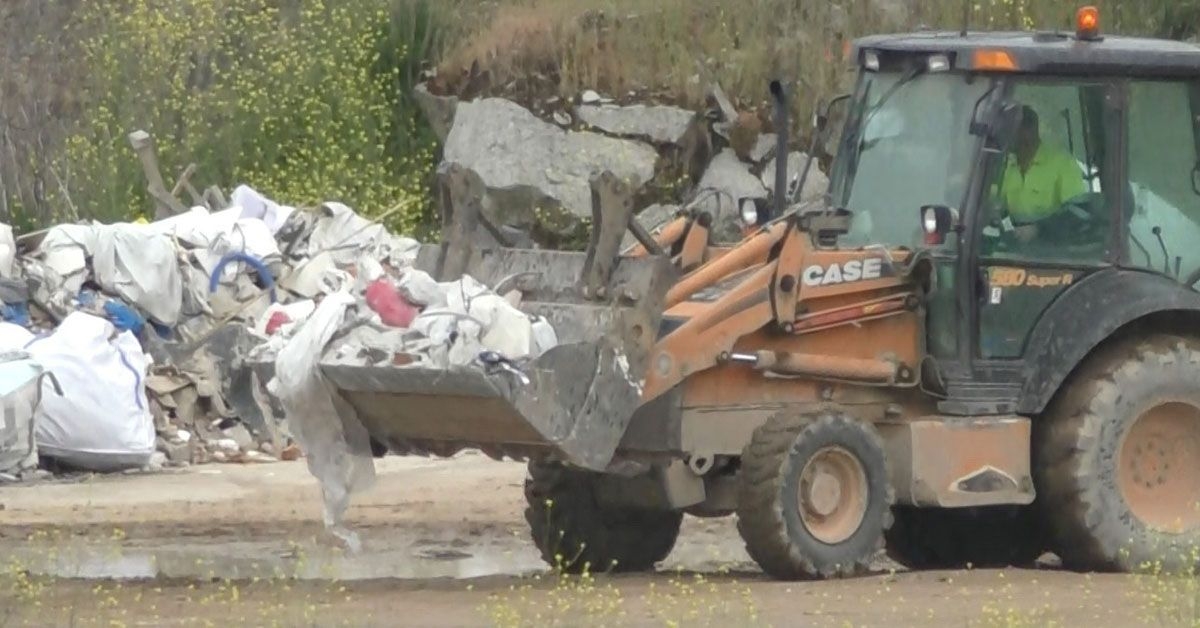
[436,6,571,97]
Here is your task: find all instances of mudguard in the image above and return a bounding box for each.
[1018,268,1200,414]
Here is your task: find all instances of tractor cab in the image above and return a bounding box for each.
[826,8,1200,415]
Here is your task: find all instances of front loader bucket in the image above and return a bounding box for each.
[319,166,677,471]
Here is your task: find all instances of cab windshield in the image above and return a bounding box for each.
[829,69,998,249]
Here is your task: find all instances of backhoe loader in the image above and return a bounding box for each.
[321,7,1200,579]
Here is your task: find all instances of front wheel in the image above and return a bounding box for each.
[736,411,893,580]
[524,461,682,574]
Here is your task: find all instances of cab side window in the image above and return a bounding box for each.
[980,81,1110,264]
[1124,80,1200,284]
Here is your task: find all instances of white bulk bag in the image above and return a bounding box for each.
[0,354,52,475]
[27,312,155,471]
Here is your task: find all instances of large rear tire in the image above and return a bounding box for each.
[885,505,1044,570]
[1037,334,1200,572]
[736,411,893,580]
[524,461,682,574]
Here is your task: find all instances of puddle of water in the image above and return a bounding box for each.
[4,540,546,582]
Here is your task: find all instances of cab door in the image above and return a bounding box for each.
[974,78,1121,360]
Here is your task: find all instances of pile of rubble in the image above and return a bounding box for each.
[416,81,830,245]
[0,83,830,546]
[0,183,546,481]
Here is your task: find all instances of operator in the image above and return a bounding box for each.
[996,106,1087,243]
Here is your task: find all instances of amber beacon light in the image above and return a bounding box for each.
[1076,6,1101,40]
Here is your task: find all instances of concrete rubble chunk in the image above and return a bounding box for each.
[443,98,658,221]
[156,436,192,464]
[224,423,255,451]
[750,133,777,163]
[146,451,167,471]
[413,82,458,143]
[708,83,739,123]
[577,104,696,145]
[694,149,768,242]
[761,151,830,204]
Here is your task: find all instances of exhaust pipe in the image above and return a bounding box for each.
[769,80,788,222]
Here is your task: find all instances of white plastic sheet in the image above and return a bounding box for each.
[268,291,376,551]
[38,223,185,325]
[0,355,48,474]
[38,224,97,294]
[0,322,33,353]
[148,206,282,281]
[27,313,155,472]
[231,184,296,235]
[92,225,184,326]
[0,223,15,279]
[307,202,420,267]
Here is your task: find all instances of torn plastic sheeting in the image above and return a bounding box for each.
[307,202,420,267]
[92,225,185,326]
[231,184,296,235]
[37,224,97,294]
[41,223,184,326]
[280,252,343,299]
[153,208,282,282]
[254,300,316,336]
[268,291,375,551]
[396,269,444,308]
[470,294,535,359]
[409,310,484,368]
[27,312,155,472]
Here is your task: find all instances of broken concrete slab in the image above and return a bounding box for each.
[708,83,739,123]
[577,104,696,145]
[694,149,767,242]
[750,133,777,163]
[761,151,830,204]
[413,83,458,143]
[443,98,659,223]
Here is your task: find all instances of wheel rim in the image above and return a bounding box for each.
[1118,401,1200,533]
[797,445,869,545]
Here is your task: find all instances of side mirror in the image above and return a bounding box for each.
[814,93,852,136]
[921,204,960,246]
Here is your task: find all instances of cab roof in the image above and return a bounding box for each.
[853,31,1200,78]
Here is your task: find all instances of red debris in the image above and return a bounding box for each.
[364,278,418,328]
[264,311,291,335]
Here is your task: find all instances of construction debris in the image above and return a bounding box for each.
[443,97,659,224]
[577,103,696,145]
[419,80,829,247]
[761,151,830,205]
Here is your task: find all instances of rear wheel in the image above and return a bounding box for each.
[1037,334,1200,572]
[736,411,893,580]
[885,505,1044,570]
[524,461,682,574]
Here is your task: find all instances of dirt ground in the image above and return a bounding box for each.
[0,454,1178,627]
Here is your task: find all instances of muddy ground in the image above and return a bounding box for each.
[0,455,1181,627]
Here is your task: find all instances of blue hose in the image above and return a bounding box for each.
[209,252,277,304]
